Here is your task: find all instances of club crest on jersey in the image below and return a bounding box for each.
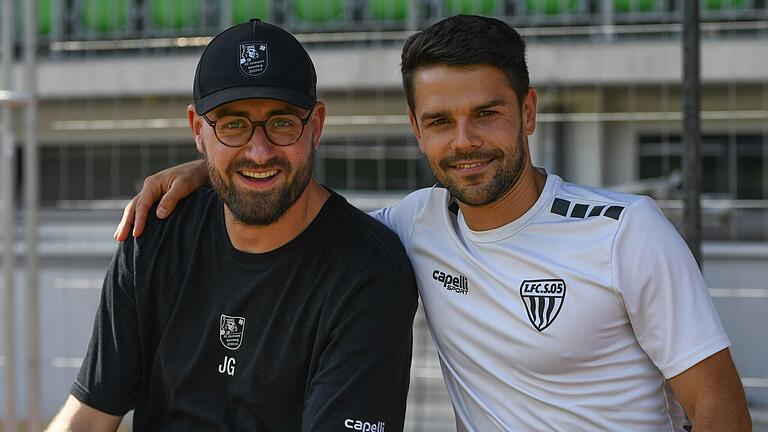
[520,279,566,332]
[219,314,246,350]
[239,42,268,76]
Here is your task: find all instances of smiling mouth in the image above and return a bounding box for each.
[453,161,487,169]
[239,169,279,180]
[450,158,497,171]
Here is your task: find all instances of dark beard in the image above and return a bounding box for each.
[432,128,526,207]
[206,146,314,226]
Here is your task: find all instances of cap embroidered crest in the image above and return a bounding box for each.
[239,42,268,76]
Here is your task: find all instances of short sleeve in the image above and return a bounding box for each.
[70,238,143,416]
[302,272,418,432]
[613,197,730,378]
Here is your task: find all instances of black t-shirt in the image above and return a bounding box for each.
[71,188,418,431]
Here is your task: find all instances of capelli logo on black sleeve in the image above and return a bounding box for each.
[344,418,385,431]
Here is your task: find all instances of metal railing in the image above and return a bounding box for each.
[22,0,768,50]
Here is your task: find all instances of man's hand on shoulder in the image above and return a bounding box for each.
[114,160,209,241]
[46,395,123,432]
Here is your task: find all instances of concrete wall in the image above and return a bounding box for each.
[10,39,768,98]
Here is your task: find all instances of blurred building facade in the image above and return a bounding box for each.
[1,0,767,429]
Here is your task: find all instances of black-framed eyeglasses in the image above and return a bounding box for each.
[202,109,314,148]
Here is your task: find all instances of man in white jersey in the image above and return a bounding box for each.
[115,15,750,431]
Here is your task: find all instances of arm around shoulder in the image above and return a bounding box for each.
[46,395,123,432]
[114,159,209,241]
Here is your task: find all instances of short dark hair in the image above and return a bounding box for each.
[401,15,529,112]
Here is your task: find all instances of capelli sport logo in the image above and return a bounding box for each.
[432,269,469,295]
[344,418,385,431]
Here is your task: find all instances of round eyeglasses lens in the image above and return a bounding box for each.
[214,116,253,147]
[265,114,303,145]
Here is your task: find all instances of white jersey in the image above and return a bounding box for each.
[371,173,729,431]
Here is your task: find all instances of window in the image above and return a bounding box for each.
[317,137,435,192]
[39,142,200,206]
[639,134,767,199]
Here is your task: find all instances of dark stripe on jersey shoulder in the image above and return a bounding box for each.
[551,197,625,221]
[434,183,460,215]
[588,205,605,217]
[603,205,626,220]
[569,203,588,218]
[448,201,459,215]
[550,198,570,216]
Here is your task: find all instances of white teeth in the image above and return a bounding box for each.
[456,162,483,169]
[240,169,278,179]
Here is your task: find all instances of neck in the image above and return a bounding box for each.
[224,179,331,253]
[458,163,547,231]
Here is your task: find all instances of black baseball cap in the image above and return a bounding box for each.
[193,18,317,115]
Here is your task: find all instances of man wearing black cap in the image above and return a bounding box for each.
[47,19,417,432]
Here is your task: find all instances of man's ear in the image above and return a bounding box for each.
[187,104,204,154]
[308,101,326,149]
[407,109,426,154]
[522,87,538,136]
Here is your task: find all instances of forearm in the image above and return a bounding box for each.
[688,395,751,432]
[115,158,211,240]
[669,349,751,432]
[47,417,119,432]
[46,396,123,432]
[184,159,210,187]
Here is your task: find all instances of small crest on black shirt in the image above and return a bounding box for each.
[520,279,566,332]
[219,314,246,350]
